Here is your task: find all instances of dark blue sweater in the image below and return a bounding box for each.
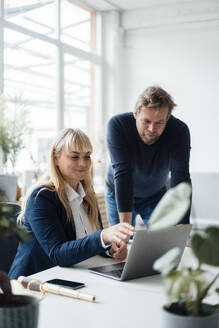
[107,113,191,215]
[9,187,105,279]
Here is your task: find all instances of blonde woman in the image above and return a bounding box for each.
[9,129,135,279]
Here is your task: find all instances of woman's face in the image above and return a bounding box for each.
[55,146,92,189]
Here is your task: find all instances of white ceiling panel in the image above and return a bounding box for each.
[79,0,217,11]
[76,0,118,11]
[104,0,180,10]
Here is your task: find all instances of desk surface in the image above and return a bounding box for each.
[12,247,218,328]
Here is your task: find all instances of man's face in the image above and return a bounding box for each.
[134,106,169,145]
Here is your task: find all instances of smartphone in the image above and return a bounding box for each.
[46,279,85,290]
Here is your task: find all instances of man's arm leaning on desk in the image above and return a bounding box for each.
[119,212,132,224]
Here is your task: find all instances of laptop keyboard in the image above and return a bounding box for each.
[106,269,124,278]
[89,262,125,279]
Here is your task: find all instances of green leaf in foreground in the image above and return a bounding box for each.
[191,227,219,266]
[153,247,181,276]
[148,182,192,231]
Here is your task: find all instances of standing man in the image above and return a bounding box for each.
[105,86,191,227]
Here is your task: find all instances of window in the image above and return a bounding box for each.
[64,54,91,131]
[5,0,56,38]
[61,0,97,53]
[0,0,102,187]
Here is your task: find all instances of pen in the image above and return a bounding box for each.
[17,276,96,303]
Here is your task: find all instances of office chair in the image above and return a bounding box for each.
[0,202,21,273]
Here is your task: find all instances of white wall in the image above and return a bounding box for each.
[122,25,219,172]
[103,2,219,173]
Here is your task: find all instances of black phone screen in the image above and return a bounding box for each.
[46,279,85,290]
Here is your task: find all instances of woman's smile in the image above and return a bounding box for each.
[55,147,92,189]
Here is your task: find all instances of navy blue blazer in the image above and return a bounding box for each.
[9,187,105,279]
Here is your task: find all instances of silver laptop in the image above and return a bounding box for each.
[89,225,192,281]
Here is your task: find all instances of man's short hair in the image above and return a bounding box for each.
[134,86,176,115]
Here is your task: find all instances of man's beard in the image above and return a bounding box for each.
[140,133,159,145]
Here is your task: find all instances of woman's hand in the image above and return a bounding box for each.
[109,242,128,262]
[102,222,136,245]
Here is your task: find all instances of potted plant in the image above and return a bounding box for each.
[0,93,29,201]
[147,182,219,328]
[0,202,39,328]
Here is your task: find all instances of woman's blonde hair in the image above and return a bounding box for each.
[18,128,99,229]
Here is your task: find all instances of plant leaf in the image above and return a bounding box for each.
[164,269,191,304]
[153,247,181,276]
[191,227,219,266]
[16,228,31,242]
[198,273,219,304]
[148,182,192,231]
[164,268,207,315]
[0,202,30,242]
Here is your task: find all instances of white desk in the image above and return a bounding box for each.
[12,247,218,328]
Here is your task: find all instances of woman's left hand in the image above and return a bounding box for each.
[109,242,128,261]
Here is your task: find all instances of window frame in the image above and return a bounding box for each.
[0,0,102,135]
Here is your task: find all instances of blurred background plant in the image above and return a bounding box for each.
[0,188,8,202]
[0,201,30,242]
[0,93,30,174]
[0,201,30,310]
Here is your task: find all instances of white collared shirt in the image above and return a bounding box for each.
[65,182,108,249]
[65,182,95,239]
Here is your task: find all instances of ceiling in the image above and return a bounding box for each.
[79,0,211,11]
[101,0,201,11]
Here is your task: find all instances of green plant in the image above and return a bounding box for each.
[0,95,11,165]
[0,93,29,172]
[0,188,8,202]
[0,203,31,312]
[0,202,29,242]
[0,201,30,291]
[148,183,219,317]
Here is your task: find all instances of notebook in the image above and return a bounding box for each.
[89,225,192,281]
